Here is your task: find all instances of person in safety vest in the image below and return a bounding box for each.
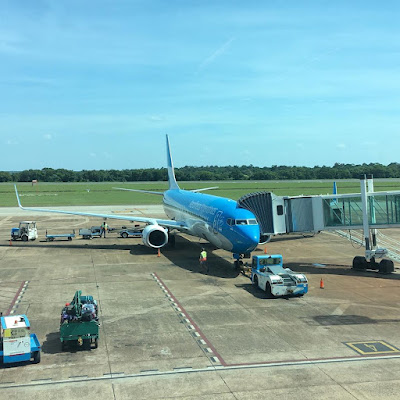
[101,221,109,238]
[199,248,208,274]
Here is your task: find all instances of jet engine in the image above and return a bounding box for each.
[259,234,271,245]
[142,224,169,248]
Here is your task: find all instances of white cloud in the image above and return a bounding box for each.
[149,115,164,122]
[198,37,235,71]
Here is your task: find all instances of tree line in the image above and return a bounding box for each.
[1,163,400,183]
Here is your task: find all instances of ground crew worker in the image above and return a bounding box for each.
[101,221,108,238]
[199,247,208,274]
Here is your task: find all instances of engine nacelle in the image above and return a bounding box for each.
[142,224,168,248]
[259,234,271,245]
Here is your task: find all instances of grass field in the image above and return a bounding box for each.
[1,180,400,207]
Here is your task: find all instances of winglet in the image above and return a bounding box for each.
[166,135,180,190]
[14,185,23,209]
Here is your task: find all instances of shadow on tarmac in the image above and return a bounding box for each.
[309,315,400,326]
[131,235,241,279]
[285,262,400,280]
[41,331,93,354]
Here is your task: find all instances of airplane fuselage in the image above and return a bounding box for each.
[163,189,260,254]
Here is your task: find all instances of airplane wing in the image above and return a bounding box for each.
[113,187,164,195]
[14,185,189,231]
[191,187,219,192]
[113,186,219,194]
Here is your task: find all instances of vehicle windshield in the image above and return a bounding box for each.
[259,257,282,266]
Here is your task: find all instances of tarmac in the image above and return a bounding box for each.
[1,206,400,399]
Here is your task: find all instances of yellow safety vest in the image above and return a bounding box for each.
[200,251,207,261]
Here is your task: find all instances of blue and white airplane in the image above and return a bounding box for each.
[15,135,260,263]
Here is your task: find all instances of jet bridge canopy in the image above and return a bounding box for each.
[237,192,286,236]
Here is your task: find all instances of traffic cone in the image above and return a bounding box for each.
[264,247,267,254]
[157,248,161,257]
[320,278,324,289]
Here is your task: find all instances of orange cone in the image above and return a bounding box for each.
[320,278,324,289]
[157,248,161,257]
[264,247,267,254]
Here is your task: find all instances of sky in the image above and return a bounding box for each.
[1,0,400,171]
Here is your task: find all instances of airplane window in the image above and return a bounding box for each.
[248,219,257,225]
[235,220,247,225]
[227,218,233,226]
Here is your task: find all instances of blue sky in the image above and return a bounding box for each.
[1,1,399,170]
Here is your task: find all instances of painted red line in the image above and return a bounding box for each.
[153,273,227,366]
[6,281,26,316]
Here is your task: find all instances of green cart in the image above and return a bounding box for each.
[60,290,99,350]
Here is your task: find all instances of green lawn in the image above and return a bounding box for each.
[1,180,400,207]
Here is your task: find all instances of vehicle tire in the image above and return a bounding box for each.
[83,339,91,350]
[68,237,72,241]
[33,351,41,364]
[379,259,394,274]
[352,256,366,270]
[61,341,66,351]
[22,235,28,242]
[252,275,258,287]
[94,338,98,349]
[121,232,128,238]
[265,283,272,298]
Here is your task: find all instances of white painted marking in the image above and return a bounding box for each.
[331,303,350,316]
[211,357,220,363]
[199,339,206,345]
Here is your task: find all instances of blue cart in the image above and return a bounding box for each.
[46,229,75,241]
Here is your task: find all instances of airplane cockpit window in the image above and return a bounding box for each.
[227,218,234,226]
[235,219,257,225]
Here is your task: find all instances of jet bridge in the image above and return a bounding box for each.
[238,175,400,273]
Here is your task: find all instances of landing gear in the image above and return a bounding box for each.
[168,234,176,248]
[352,256,394,274]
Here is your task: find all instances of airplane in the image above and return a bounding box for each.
[15,135,261,266]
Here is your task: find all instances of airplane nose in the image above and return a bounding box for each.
[235,226,259,253]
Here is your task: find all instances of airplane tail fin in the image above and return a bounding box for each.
[166,135,180,190]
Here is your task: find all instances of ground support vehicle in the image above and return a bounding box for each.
[0,314,41,364]
[60,290,99,350]
[119,227,143,238]
[46,229,75,241]
[78,226,102,239]
[251,254,308,297]
[10,221,38,241]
